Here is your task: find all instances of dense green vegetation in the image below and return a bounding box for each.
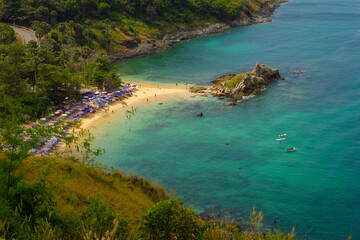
[0,25,121,122]
[1,0,268,53]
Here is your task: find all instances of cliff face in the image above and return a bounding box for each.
[207,64,283,100]
[110,0,288,61]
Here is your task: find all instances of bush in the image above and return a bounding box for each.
[139,198,202,239]
[0,23,15,44]
[82,197,130,239]
[225,74,245,88]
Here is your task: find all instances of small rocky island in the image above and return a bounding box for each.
[190,64,283,104]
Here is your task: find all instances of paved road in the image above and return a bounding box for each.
[10,25,38,44]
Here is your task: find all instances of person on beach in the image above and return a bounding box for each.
[155,94,157,98]
[176,82,178,86]
[147,98,149,102]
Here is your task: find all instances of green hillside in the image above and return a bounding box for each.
[0,155,298,239]
[1,0,269,53]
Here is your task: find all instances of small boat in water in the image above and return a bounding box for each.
[285,147,297,152]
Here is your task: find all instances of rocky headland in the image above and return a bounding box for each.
[190,64,283,103]
[110,0,288,61]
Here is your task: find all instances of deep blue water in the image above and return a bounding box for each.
[93,0,360,239]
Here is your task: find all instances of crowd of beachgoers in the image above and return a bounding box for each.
[25,83,137,155]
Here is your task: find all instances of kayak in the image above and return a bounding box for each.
[276,138,286,141]
[286,147,297,152]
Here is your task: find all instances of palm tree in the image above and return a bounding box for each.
[81,46,91,86]
[59,49,70,68]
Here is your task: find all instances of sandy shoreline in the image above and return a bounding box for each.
[80,83,193,130]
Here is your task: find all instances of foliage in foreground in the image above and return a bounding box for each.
[0,144,299,240]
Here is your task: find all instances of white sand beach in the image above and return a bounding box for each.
[80,83,193,130]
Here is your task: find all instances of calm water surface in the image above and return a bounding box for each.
[94,0,360,238]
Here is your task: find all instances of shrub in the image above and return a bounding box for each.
[0,23,15,44]
[225,74,245,88]
[138,198,202,239]
[82,197,130,239]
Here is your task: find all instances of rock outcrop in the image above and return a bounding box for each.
[109,0,288,61]
[208,64,283,100]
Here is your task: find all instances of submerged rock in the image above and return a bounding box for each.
[189,86,207,93]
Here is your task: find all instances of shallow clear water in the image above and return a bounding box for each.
[94,0,360,239]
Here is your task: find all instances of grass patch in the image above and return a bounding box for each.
[22,156,166,222]
[225,73,245,88]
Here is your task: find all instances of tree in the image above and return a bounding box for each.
[40,22,51,35]
[73,23,84,39]
[67,20,75,37]
[81,46,91,85]
[146,5,157,22]
[139,198,201,239]
[35,6,50,23]
[58,49,70,68]
[1,0,22,23]
[72,49,81,71]
[0,42,27,103]
[0,23,15,44]
[84,19,91,44]
[104,70,122,90]
[24,41,42,91]
[58,22,66,34]
[64,0,80,18]
[50,10,58,26]
[98,2,111,16]
[81,0,88,19]
[37,64,79,105]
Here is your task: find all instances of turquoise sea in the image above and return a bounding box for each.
[93,0,360,239]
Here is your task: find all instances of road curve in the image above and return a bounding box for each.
[10,25,38,44]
